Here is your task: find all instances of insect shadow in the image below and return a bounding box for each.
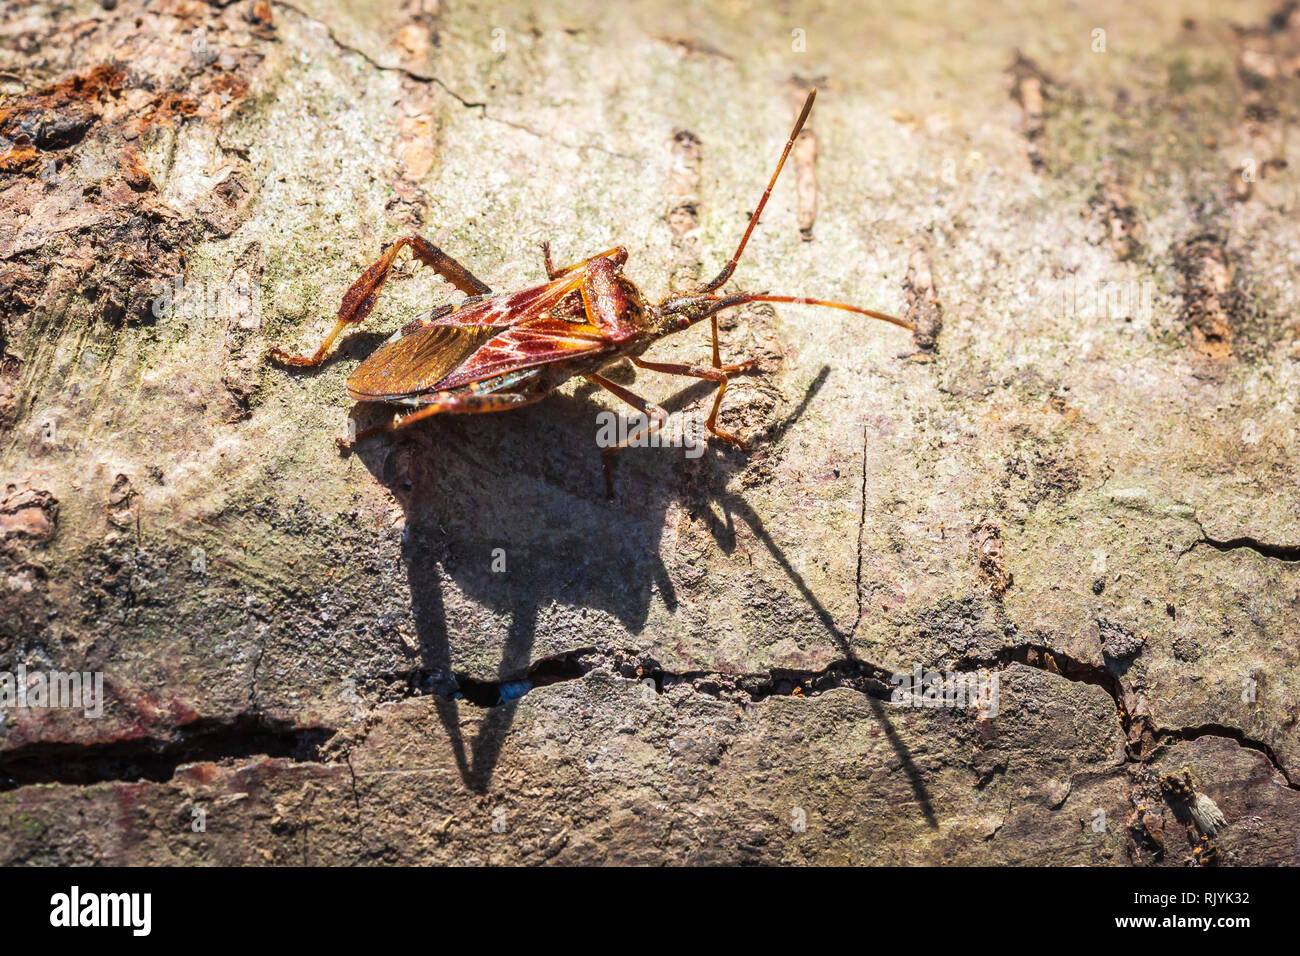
[352,366,935,823]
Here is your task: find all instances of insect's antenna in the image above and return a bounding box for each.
[691,89,817,296]
[678,292,913,332]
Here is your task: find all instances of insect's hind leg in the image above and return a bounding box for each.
[270,235,494,368]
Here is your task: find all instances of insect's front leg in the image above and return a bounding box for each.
[631,357,757,449]
[270,235,493,368]
[702,309,763,388]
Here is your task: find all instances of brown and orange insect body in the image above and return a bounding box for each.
[269,90,913,494]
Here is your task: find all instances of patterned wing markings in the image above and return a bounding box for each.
[432,318,618,391]
[428,275,587,328]
[347,325,501,401]
[382,280,583,346]
[350,318,615,400]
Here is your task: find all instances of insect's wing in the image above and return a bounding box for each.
[348,318,615,400]
[427,276,587,328]
[346,274,584,401]
[431,317,615,391]
[346,266,631,401]
[346,324,502,401]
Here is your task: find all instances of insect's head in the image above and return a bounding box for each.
[650,293,728,336]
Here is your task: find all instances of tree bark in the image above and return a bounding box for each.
[2,0,1298,864]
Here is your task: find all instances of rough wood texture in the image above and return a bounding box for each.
[2,0,1298,865]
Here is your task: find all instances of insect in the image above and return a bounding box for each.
[270,89,913,494]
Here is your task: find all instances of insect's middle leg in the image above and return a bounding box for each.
[349,390,542,443]
[541,240,559,280]
[539,243,628,281]
[631,357,755,449]
[585,373,669,498]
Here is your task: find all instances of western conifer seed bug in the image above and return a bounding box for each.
[269,90,913,496]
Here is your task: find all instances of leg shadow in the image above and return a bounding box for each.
[362,365,936,822]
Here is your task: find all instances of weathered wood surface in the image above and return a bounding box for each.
[1,0,1298,864]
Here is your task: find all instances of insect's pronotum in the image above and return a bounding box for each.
[270,90,913,493]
